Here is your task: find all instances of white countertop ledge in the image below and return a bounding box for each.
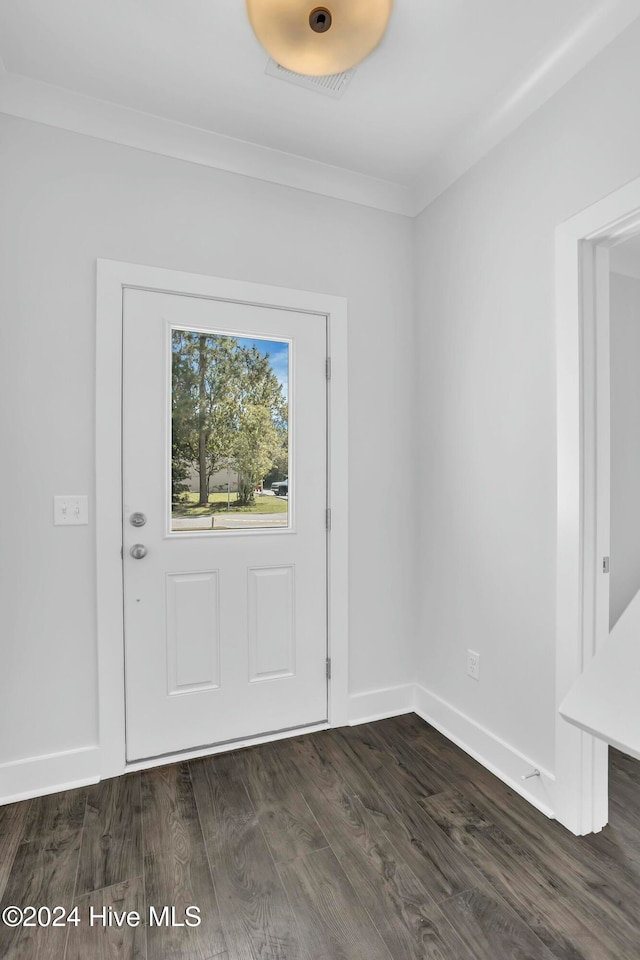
[560,590,640,763]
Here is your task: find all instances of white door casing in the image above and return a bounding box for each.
[555,181,640,835]
[96,261,349,779]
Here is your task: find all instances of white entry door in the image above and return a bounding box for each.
[122,289,328,761]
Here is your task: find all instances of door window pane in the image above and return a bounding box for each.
[171,330,289,532]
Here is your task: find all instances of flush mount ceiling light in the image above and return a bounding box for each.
[246,0,394,77]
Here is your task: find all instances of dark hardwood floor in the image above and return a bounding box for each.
[1,715,639,959]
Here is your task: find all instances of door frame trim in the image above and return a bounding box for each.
[96,259,349,779]
[555,178,640,834]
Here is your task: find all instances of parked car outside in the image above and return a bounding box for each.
[271,477,288,496]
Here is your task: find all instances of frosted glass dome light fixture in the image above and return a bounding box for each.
[246,0,394,77]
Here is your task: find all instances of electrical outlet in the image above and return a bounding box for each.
[467,649,480,680]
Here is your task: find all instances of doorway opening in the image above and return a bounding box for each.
[555,179,640,835]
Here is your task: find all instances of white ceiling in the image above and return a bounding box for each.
[1,0,639,214]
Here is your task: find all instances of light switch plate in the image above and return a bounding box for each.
[54,495,89,526]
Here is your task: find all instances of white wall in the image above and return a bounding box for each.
[610,271,640,628]
[0,114,417,784]
[414,17,640,775]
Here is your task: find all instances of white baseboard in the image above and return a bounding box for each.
[348,684,414,725]
[0,745,100,806]
[0,687,556,822]
[414,684,556,819]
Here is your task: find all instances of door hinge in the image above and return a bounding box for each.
[326,356,332,380]
[326,507,332,531]
[326,658,332,680]
[603,556,610,573]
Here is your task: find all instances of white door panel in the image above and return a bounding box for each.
[122,289,327,760]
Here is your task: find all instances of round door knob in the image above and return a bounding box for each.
[130,544,148,560]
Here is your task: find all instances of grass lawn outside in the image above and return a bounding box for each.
[172,491,288,518]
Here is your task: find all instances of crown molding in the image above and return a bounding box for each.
[0,72,415,217]
[2,0,639,222]
[413,0,640,214]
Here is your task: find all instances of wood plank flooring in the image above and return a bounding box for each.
[0,716,639,959]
